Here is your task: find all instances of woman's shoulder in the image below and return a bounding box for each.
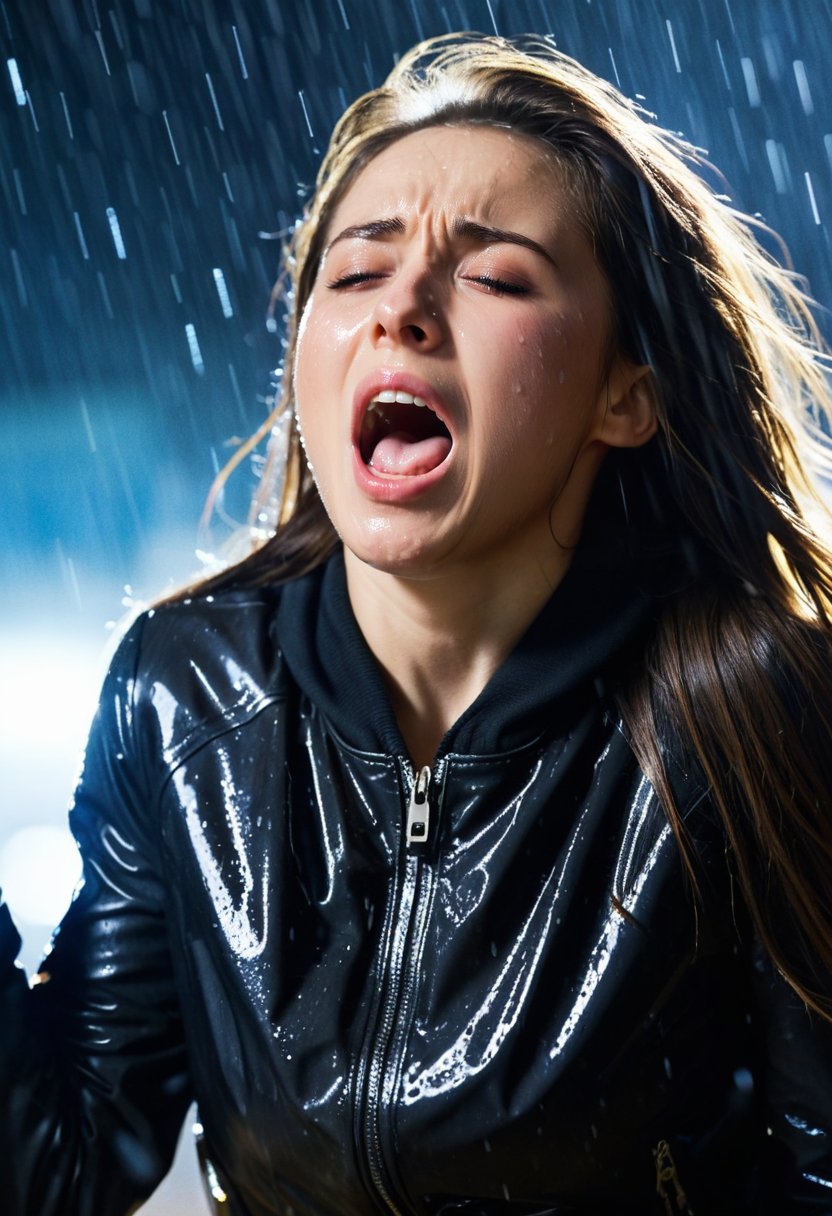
[143,581,284,649]
[105,583,293,750]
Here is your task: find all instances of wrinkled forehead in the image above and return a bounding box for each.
[323,122,584,241]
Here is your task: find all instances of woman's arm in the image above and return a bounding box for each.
[0,618,192,1216]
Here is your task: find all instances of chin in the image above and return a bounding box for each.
[343,525,446,578]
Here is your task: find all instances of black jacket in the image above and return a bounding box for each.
[2,550,831,1215]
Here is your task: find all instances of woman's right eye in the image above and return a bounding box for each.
[326,270,386,289]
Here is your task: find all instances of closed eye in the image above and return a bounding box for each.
[326,271,387,289]
[466,275,530,296]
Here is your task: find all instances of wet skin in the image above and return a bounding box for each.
[293,124,655,762]
[294,124,652,583]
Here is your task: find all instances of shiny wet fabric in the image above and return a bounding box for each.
[2,552,832,1215]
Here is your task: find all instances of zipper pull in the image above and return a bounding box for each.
[654,1139,693,1214]
[406,765,432,846]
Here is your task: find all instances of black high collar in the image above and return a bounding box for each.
[277,546,653,761]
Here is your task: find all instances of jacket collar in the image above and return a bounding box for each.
[277,546,653,761]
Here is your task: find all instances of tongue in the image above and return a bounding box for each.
[369,430,452,476]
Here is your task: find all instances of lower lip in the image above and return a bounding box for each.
[351,445,454,503]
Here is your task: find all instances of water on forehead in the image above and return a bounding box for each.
[333,125,566,237]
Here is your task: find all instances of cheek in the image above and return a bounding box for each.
[293,300,316,410]
[493,316,570,410]
[292,308,327,471]
[294,296,364,402]
[482,315,605,464]
[293,300,336,437]
[508,310,606,407]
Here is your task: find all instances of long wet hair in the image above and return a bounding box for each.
[191,35,832,1016]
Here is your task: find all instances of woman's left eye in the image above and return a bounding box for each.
[465,275,529,296]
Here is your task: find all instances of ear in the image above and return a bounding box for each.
[596,361,658,450]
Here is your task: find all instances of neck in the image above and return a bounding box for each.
[344,547,574,768]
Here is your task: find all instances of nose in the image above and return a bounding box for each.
[370,264,444,351]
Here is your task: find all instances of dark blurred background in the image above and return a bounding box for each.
[2,1,831,1210]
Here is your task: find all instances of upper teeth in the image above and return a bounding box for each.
[370,390,428,408]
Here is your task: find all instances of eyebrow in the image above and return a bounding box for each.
[324,215,556,266]
[451,218,557,266]
[325,217,406,254]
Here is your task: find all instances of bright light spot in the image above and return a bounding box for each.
[0,826,81,926]
[7,58,25,106]
[0,638,100,754]
[0,630,102,944]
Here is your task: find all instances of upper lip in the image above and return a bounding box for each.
[351,369,455,449]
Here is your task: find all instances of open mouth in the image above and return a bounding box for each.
[358,390,452,477]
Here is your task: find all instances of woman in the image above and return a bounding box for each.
[3,32,832,1216]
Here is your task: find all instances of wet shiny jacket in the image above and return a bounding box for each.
[2,552,832,1216]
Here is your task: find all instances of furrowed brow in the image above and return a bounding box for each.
[451,218,557,266]
[325,216,405,255]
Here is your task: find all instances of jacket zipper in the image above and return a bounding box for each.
[405,764,431,846]
[358,761,440,1214]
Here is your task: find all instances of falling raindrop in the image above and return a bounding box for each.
[73,211,90,260]
[106,207,127,259]
[213,268,234,318]
[231,25,249,80]
[205,72,225,132]
[185,322,205,374]
[793,60,814,115]
[162,109,181,165]
[740,56,761,107]
[804,172,821,225]
[6,57,25,105]
[298,89,315,140]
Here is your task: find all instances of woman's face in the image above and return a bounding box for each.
[294,123,636,581]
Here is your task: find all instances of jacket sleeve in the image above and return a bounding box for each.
[751,938,832,1212]
[0,616,192,1216]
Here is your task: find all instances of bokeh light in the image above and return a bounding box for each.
[0,825,81,927]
